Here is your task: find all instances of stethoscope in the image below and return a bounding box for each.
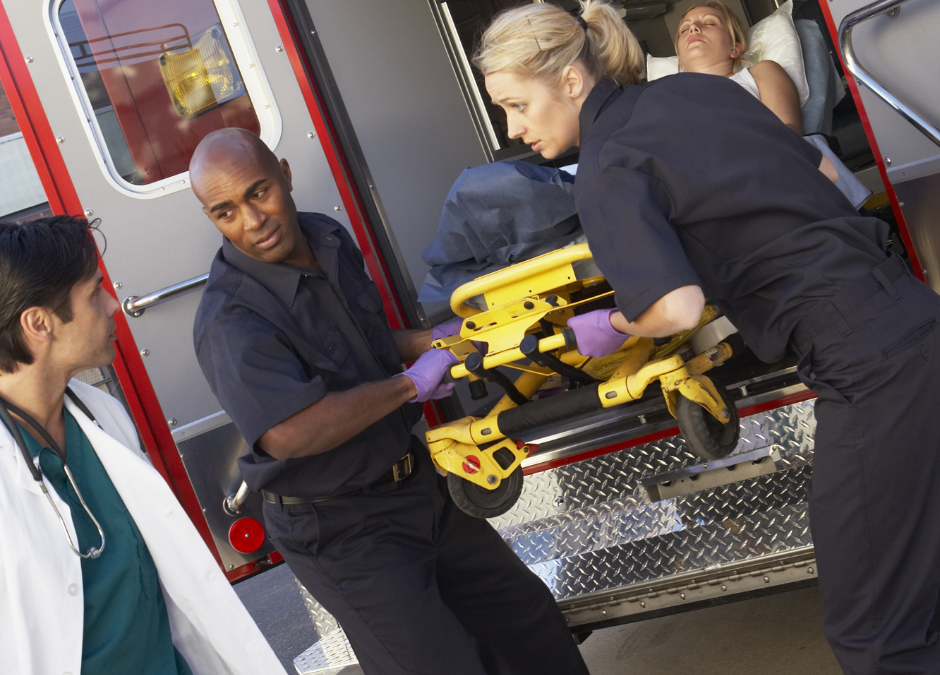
[0,388,106,559]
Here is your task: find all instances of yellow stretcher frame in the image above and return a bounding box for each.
[425,245,741,518]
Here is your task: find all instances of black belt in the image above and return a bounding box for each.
[791,255,908,355]
[262,451,414,506]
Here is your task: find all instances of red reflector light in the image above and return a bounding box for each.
[228,518,265,554]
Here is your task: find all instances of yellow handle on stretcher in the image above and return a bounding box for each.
[441,330,574,383]
[450,244,594,318]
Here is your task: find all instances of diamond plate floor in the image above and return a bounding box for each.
[295,400,817,674]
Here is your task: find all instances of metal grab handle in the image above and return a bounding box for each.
[839,0,940,149]
[223,481,251,516]
[123,273,209,317]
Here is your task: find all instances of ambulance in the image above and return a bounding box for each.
[0,0,935,671]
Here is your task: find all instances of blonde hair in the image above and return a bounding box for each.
[675,1,748,66]
[473,0,644,88]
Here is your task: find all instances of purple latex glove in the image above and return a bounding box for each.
[431,318,463,341]
[398,348,459,402]
[568,309,631,358]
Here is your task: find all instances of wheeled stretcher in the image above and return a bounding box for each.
[426,244,745,519]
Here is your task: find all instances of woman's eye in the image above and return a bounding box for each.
[514,104,526,112]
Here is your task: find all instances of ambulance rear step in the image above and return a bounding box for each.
[292,374,818,674]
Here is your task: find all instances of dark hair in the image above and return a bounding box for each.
[0,215,101,372]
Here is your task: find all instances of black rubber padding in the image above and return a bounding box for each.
[520,335,597,385]
[497,383,601,437]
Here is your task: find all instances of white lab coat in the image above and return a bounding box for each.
[0,379,287,675]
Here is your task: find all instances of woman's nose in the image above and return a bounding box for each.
[507,117,524,140]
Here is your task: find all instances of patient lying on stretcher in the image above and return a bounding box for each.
[673,1,870,208]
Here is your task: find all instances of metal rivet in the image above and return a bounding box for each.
[808,567,815,574]
[275,45,283,52]
[763,576,770,583]
[486,475,497,485]
[168,418,178,427]
[601,610,607,615]
[721,585,727,591]
[113,281,122,290]
[898,202,905,208]
[680,593,686,600]
[228,564,234,570]
[885,158,892,166]
[25,56,33,63]
[553,497,565,507]
[140,349,150,356]
[334,205,343,211]
[56,136,64,144]
[307,131,316,139]
[638,414,647,424]
[84,209,93,217]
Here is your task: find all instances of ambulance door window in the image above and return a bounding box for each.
[55,0,267,191]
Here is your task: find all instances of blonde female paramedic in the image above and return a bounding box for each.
[477,2,940,674]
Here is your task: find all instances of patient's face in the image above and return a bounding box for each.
[676,7,741,71]
[485,70,581,159]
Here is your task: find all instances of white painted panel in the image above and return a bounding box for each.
[0,134,47,216]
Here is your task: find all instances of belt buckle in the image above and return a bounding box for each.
[391,452,413,482]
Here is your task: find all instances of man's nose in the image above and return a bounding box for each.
[243,205,264,230]
[105,292,120,318]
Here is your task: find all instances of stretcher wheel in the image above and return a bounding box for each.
[676,381,740,462]
[447,467,523,519]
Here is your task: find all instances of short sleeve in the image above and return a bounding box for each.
[197,311,328,448]
[576,164,702,321]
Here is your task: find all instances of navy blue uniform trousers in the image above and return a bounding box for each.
[264,444,589,675]
[793,257,940,674]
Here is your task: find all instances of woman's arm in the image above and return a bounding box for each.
[610,285,705,338]
[750,60,803,135]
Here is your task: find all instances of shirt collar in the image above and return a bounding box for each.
[221,213,344,306]
[579,79,623,145]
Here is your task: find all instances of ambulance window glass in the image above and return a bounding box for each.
[57,0,261,187]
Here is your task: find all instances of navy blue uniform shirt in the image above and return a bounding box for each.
[575,76,890,362]
[194,213,421,497]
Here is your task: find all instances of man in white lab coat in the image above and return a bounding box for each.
[0,215,286,675]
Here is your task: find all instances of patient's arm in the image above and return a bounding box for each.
[750,60,803,135]
[610,285,705,338]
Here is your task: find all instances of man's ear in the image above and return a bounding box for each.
[562,64,585,100]
[19,307,54,353]
[280,158,293,193]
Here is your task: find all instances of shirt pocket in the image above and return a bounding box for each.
[353,286,401,374]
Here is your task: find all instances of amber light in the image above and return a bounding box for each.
[228,517,265,554]
[158,24,244,118]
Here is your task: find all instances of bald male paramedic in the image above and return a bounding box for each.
[0,215,286,675]
[191,128,590,675]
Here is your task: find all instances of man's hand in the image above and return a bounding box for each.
[399,348,458,402]
[568,309,631,358]
[431,318,463,342]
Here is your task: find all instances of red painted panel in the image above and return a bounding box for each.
[66,0,259,184]
[0,0,221,567]
[817,0,925,282]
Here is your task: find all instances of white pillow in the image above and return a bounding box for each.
[645,0,809,106]
[646,53,679,81]
[742,0,810,105]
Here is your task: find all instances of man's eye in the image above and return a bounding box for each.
[253,189,267,199]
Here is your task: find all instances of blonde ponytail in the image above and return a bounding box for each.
[474,0,643,88]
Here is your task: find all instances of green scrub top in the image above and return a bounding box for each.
[19,409,193,675]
